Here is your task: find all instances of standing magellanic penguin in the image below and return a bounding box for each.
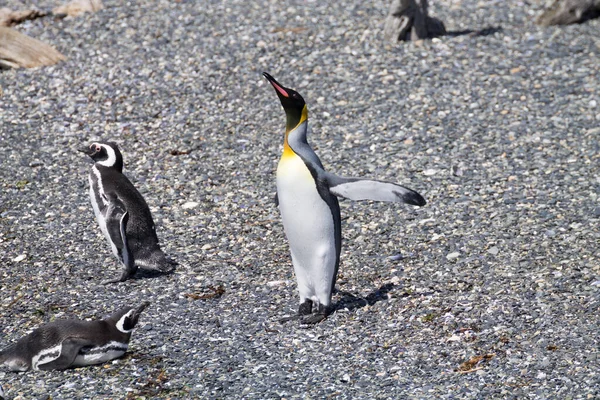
[0,302,149,371]
[263,72,426,324]
[81,142,173,283]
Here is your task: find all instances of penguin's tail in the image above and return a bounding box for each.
[0,346,10,364]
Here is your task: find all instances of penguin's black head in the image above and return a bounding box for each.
[263,72,306,131]
[112,301,150,334]
[79,142,124,172]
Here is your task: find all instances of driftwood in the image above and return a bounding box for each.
[0,8,47,27]
[536,0,600,26]
[0,27,66,69]
[53,0,103,18]
[384,0,446,42]
[0,0,103,27]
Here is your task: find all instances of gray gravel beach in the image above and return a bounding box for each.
[1,0,599,398]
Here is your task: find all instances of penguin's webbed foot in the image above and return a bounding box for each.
[279,300,312,323]
[280,302,332,324]
[299,313,327,325]
[102,266,138,284]
[299,304,332,325]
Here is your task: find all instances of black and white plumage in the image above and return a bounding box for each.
[0,302,149,371]
[264,72,426,324]
[81,142,173,283]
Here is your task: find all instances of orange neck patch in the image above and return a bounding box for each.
[282,105,308,158]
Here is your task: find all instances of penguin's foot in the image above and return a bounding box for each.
[299,304,332,325]
[299,313,327,325]
[280,302,332,324]
[103,266,138,284]
[279,300,312,323]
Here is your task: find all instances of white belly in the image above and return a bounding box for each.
[277,155,337,306]
[89,172,118,257]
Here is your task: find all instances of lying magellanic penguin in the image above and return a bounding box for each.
[80,142,174,283]
[263,72,426,324]
[0,302,149,371]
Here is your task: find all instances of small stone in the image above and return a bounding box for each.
[446,252,460,261]
[13,254,26,262]
[488,246,499,256]
[182,201,199,209]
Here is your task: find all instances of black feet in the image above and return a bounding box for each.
[279,300,312,322]
[279,302,332,325]
[103,265,138,285]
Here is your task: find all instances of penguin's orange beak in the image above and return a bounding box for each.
[263,72,289,98]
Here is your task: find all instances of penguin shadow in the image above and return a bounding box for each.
[115,259,178,282]
[334,283,396,313]
[129,268,175,281]
[439,26,502,39]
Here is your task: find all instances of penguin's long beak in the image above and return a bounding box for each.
[129,301,150,327]
[133,301,150,319]
[78,146,95,156]
[263,72,290,99]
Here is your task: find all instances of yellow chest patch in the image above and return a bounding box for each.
[277,151,313,181]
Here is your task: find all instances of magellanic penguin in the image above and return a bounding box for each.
[263,72,426,324]
[0,302,149,371]
[80,142,174,283]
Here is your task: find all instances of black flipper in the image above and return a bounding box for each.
[103,209,137,284]
[37,338,95,371]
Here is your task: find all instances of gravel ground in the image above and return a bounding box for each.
[1,0,599,398]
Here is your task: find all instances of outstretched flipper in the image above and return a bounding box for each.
[325,172,426,206]
[36,337,95,371]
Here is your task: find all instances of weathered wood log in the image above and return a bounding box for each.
[0,27,66,69]
[536,0,600,26]
[384,0,446,42]
[53,0,103,18]
[0,8,47,27]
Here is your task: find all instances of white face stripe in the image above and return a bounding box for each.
[96,143,117,168]
[116,310,135,333]
[32,343,62,370]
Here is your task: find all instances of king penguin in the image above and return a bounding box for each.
[263,72,426,324]
[0,302,149,371]
[80,142,173,283]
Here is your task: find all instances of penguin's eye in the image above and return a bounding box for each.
[95,145,101,152]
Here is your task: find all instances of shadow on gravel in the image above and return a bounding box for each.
[334,283,395,312]
[129,263,177,281]
[441,26,502,38]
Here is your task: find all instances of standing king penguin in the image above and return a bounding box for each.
[81,142,173,283]
[263,72,426,324]
[0,302,148,371]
